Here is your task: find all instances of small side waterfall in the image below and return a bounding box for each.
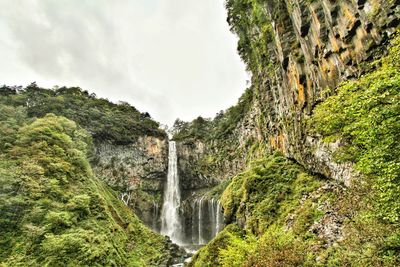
[198,196,205,245]
[152,201,159,231]
[160,141,182,244]
[192,197,224,245]
[216,200,223,234]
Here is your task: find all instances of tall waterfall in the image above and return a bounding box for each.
[160,141,182,244]
[159,140,225,247]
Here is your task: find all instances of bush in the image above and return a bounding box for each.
[244,227,306,267]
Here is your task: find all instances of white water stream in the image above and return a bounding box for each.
[160,141,182,244]
[192,197,224,245]
[160,140,224,248]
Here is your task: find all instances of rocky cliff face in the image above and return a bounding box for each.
[174,2,399,258]
[93,135,168,229]
[228,0,399,183]
[176,141,218,197]
[175,104,263,188]
[177,0,399,186]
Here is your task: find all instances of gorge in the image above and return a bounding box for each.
[0,0,399,266]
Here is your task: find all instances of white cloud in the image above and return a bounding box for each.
[0,0,247,126]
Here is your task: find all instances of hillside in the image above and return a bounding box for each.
[174,0,400,266]
[0,85,181,266]
[0,111,171,266]
[0,85,170,230]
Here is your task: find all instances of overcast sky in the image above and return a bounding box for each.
[0,0,248,126]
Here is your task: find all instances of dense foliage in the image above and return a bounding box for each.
[0,113,169,266]
[173,86,253,142]
[308,33,400,266]
[189,154,325,267]
[171,87,255,180]
[188,29,400,267]
[221,154,322,234]
[225,0,275,74]
[0,84,165,145]
[311,34,400,224]
[191,152,400,266]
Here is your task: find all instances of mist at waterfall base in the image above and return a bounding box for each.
[159,141,224,250]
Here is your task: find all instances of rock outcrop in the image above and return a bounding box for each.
[93,135,168,229]
[174,0,399,255]
[177,0,399,184]
[229,0,399,183]
[176,141,219,198]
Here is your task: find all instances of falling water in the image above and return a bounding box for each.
[160,141,182,244]
[192,197,225,245]
[152,201,159,231]
[158,140,224,248]
[210,198,216,237]
[198,196,205,245]
[216,200,223,234]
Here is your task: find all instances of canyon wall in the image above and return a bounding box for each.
[175,3,399,261]
[93,135,168,229]
[246,0,398,184]
[176,0,399,185]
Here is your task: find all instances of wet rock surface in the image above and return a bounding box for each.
[153,237,191,267]
[92,135,168,228]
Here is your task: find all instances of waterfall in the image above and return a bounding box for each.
[160,141,182,244]
[216,200,223,234]
[191,200,197,244]
[158,140,225,247]
[152,201,159,230]
[210,198,216,237]
[198,196,205,245]
[120,192,131,206]
[192,197,224,245]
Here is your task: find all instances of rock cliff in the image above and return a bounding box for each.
[226,0,399,183]
[176,0,399,185]
[175,1,399,264]
[93,135,168,229]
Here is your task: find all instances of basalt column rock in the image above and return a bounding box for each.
[223,0,400,184]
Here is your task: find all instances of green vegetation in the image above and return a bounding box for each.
[225,0,275,73]
[189,154,326,266]
[221,154,322,234]
[172,87,254,180]
[243,226,308,267]
[190,224,256,267]
[0,112,169,266]
[0,84,165,145]
[307,32,400,266]
[191,31,400,267]
[311,33,400,224]
[186,4,400,262]
[173,86,253,142]
[191,66,400,264]
[0,1,398,266]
